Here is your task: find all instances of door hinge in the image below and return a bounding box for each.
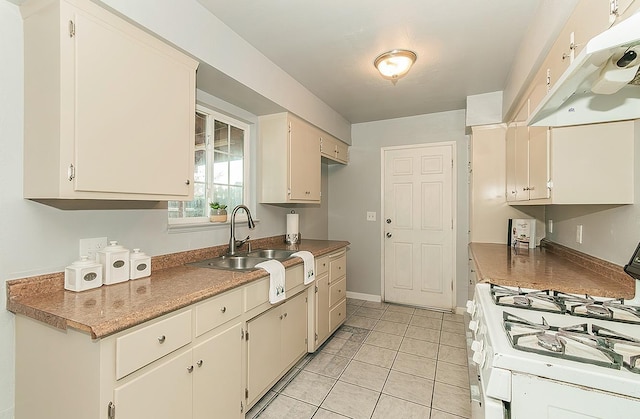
[315,285,318,293]
[245,388,249,399]
[67,164,75,181]
[107,402,115,419]
[451,219,454,230]
[305,296,308,303]
[451,159,453,168]
[315,333,318,341]
[305,337,308,344]
[240,401,244,414]
[241,328,245,340]
[68,20,75,37]
[245,331,249,341]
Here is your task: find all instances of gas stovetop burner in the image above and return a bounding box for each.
[490,284,640,324]
[503,312,640,373]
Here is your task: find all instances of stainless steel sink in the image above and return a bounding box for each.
[188,255,268,271]
[245,249,297,260]
[187,249,297,271]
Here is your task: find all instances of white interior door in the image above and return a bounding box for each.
[383,143,455,309]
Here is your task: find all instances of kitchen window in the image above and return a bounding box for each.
[168,106,249,225]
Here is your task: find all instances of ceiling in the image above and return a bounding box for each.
[197,0,541,123]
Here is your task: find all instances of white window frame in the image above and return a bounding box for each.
[168,105,251,227]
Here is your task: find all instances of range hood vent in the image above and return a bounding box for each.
[528,11,640,127]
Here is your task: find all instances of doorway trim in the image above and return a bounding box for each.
[379,141,457,309]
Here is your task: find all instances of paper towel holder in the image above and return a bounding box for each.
[286,210,300,244]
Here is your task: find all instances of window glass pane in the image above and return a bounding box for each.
[229,156,243,186]
[194,149,206,183]
[214,121,229,153]
[228,186,243,209]
[230,126,244,156]
[189,183,206,217]
[211,185,229,207]
[213,152,229,184]
[195,112,207,147]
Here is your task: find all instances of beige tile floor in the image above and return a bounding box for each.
[246,298,471,419]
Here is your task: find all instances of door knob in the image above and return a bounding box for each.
[386,219,392,224]
[386,232,392,238]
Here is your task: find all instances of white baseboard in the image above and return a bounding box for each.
[345,291,381,302]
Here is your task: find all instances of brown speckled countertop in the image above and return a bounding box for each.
[470,240,635,299]
[6,237,349,339]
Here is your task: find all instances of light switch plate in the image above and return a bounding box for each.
[366,211,376,222]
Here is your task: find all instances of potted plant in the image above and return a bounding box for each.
[209,202,228,223]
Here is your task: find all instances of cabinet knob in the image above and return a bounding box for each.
[157,335,166,344]
[220,306,227,313]
[187,365,194,373]
[284,312,287,318]
[386,232,392,238]
[280,314,283,320]
[197,360,204,367]
[185,179,191,185]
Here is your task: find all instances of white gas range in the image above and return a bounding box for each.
[466,282,640,419]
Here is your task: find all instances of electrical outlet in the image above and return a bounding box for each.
[80,237,108,261]
[576,225,583,244]
[366,211,377,222]
[548,219,553,234]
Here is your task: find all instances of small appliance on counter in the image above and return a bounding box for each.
[64,256,102,292]
[129,248,151,280]
[98,241,130,285]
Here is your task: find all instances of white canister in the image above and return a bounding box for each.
[130,248,151,280]
[98,241,130,285]
[64,256,103,292]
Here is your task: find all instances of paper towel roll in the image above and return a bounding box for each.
[286,213,299,244]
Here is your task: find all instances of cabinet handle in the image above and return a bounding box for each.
[220,306,227,313]
[511,190,517,195]
[197,360,204,367]
[187,365,194,373]
[157,335,166,344]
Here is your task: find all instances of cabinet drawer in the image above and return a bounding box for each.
[316,255,329,276]
[116,310,192,379]
[195,288,242,337]
[245,265,305,312]
[329,253,346,281]
[329,299,347,332]
[329,277,346,307]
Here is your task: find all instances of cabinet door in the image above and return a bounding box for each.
[514,123,530,201]
[289,117,320,201]
[246,306,282,404]
[315,275,330,346]
[193,322,243,419]
[280,292,308,369]
[528,127,550,200]
[114,350,193,419]
[505,124,518,202]
[72,8,195,197]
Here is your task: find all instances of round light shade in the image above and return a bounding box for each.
[374,49,417,82]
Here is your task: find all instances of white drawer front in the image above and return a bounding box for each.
[116,310,192,379]
[329,253,346,281]
[329,277,346,307]
[315,256,329,276]
[195,288,243,337]
[329,299,347,332]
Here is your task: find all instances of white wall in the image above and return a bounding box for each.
[546,120,640,266]
[328,110,470,308]
[0,2,330,415]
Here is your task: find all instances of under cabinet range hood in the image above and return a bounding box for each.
[528,11,640,127]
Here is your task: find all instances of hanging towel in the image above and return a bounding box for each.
[292,251,315,285]
[256,260,286,304]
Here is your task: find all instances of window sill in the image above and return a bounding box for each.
[168,218,259,233]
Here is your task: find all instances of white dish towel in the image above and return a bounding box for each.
[292,251,315,285]
[256,260,286,304]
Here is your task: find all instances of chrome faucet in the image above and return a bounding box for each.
[228,205,256,255]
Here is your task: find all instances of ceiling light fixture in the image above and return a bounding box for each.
[374,49,417,84]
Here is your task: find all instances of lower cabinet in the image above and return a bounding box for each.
[247,291,308,406]
[114,324,245,419]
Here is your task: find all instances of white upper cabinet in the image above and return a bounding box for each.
[259,113,321,204]
[320,133,349,164]
[22,0,198,201]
